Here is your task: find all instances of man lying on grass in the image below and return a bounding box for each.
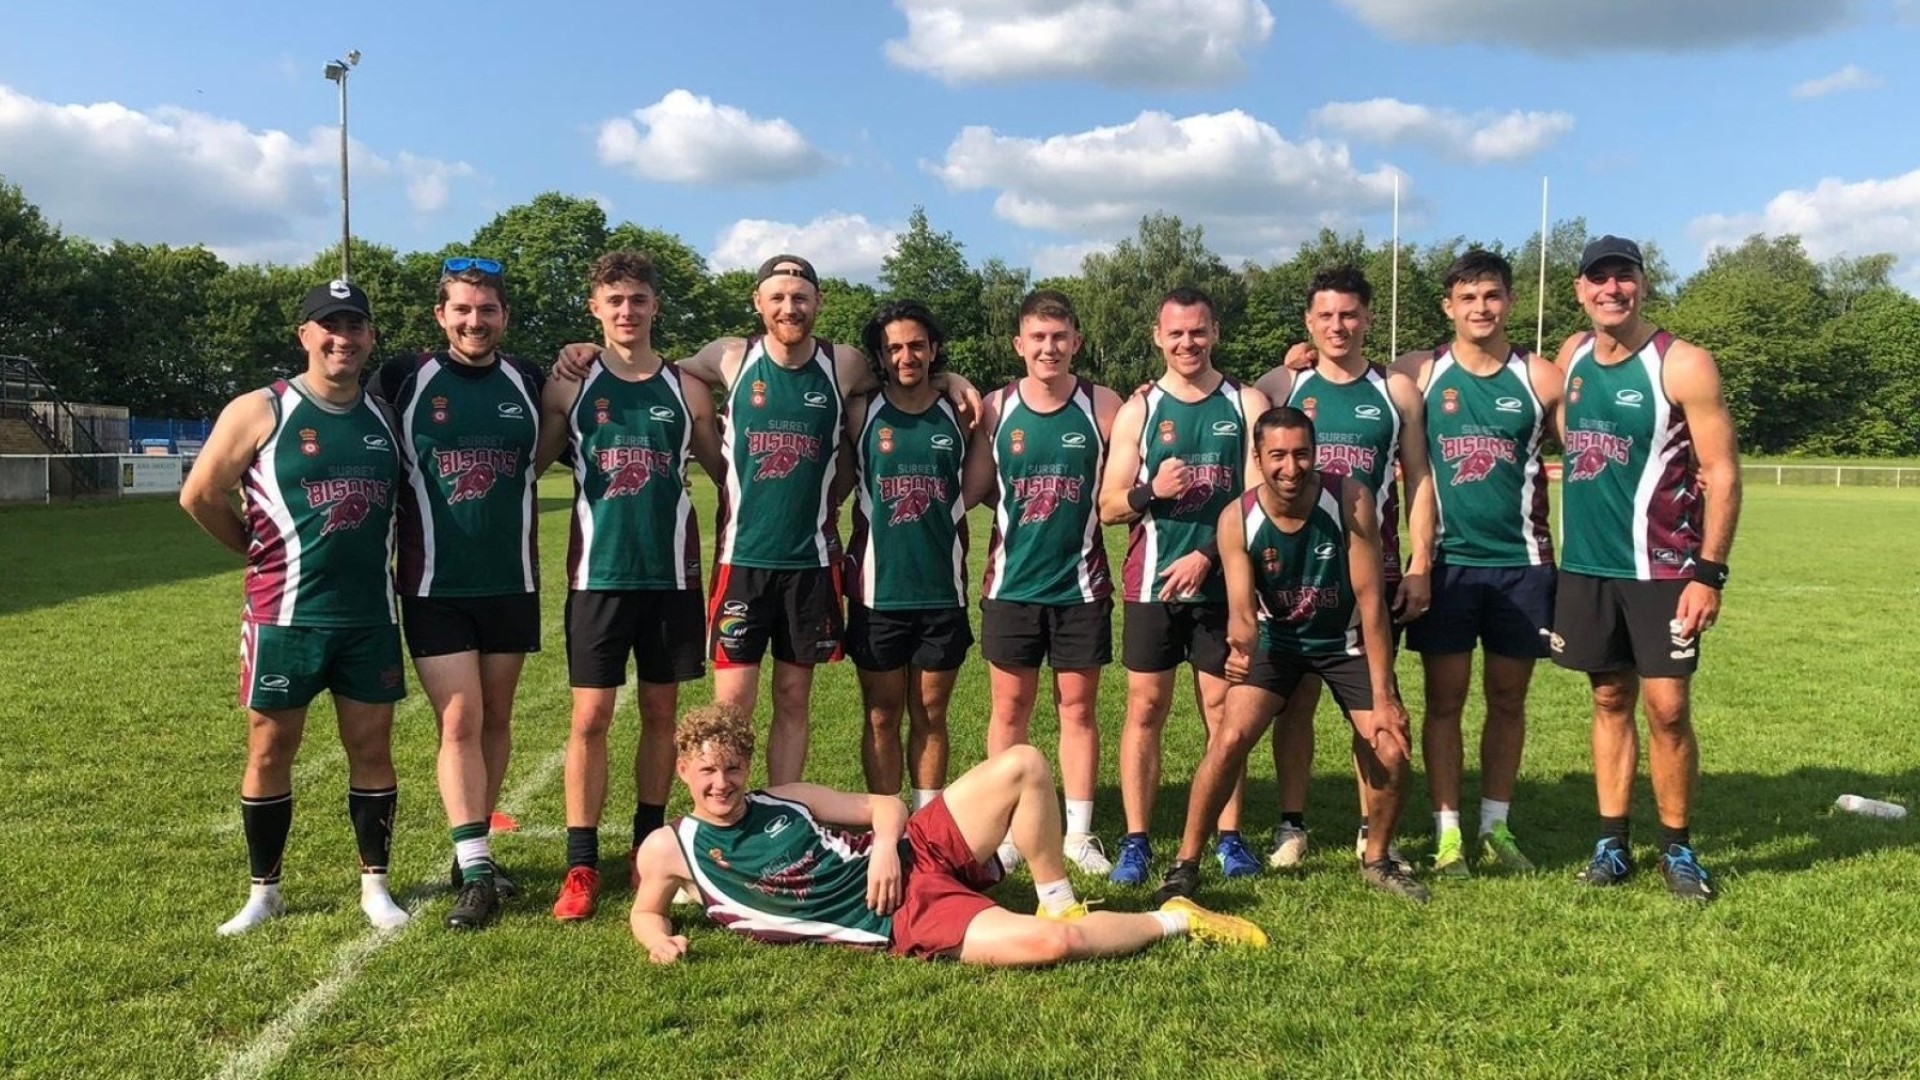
[631,704,1268,965]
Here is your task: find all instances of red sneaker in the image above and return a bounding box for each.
[552,865,600,921]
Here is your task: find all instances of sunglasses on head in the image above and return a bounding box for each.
[442,257,503,275]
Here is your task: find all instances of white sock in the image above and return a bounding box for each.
[359,872,409,930]
[1035,877,1078,916]
[1151,909,1188,937]
[1481,799,1511,832]
[1064,799,1094,837]
[996,838,1023,872]
[1434,810,1461,836]
[913,788,941,811]
[217,882,285,937]
[454,834,493,873]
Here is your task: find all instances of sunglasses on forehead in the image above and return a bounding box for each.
[442,257,503,275]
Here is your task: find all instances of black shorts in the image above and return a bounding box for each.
[709,563,844,667]
[401,593,541,658]
[1244,648,1376,713]
[1121,601,1228,676]
[845,605,974,673]
[1550,572,1697,678]
[979,597,1112,670]
[565,589,706,688]
[1407,563,1556,660]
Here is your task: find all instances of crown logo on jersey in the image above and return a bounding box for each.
[1569,376,1582,405]
[750,379,767,409]
[1300,397,1317,421]
[299,427,320,456]
[1442,387,1460,415]
[877,425,894,454]
[1009,427,1026,456]
[1158,418,1176,445]
[593,396,611,425]
[430,395,450,424]
[1262,546,1281,576]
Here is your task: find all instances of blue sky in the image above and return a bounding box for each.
[3,0,1917,287]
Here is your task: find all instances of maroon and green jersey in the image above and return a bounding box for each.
[565,360,701,591]
[1560,330,1701,581]
[847,393,968,610]
[983,378,1111,605]
[242,379,400,628]
[1288,365,1402,581]
[672,793,895,948]
[1241,480,1359,657]
[1424,345,1553,567]
[1121,376,1249,603]
[716,338,843,569]
[376,352,544,597]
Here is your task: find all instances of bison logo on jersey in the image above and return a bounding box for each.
[879,475,947,526]
[1563,431,1631,481]
[321,492,371,536]
[605,462,652,497]
[754,448,801,480]
[890,486,932,525]
[302,476,390,535]
[746,430,821,481]
[597,447,671,498]
[1168,464,1232,517]
[1012,474,1083,525]
[449,462,496,503]
[1453,449,1499,485]
[1441,435,1516,486]
[435,447,518,504]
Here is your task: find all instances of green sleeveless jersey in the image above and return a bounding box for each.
[1122,375,1248,604]
[1424,345,1553,567]
[672,793,895,948]
[1241,481,1359,656]
[717,339,843,569]
[377,352,543,598]
[847,394,968,610]
[242,379,400,628]
[1288,366,1401,579]
[983,378,1111,605]
[1560,331,1701,580]
[565,361,701,591]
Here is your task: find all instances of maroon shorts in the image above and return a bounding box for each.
[888,796,1002,960]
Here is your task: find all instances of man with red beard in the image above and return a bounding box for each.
[1097,287,1269,885]
[1551,235,1742,903]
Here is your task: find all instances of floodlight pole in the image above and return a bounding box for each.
[323,51,360,281]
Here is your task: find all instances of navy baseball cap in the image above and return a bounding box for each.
[300,279,373,323]
[1578,235,1645,276]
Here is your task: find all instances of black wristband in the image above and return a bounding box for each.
[1691,559,1729,589]
[1197,539,1221,568]
[1126,484,1154,514]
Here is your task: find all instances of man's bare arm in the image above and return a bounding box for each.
[179,392,274,555]
[630,828,693,964]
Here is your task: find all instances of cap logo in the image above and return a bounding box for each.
[329,280,352,299]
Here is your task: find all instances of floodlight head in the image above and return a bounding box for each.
[346,49,361,66]
[324,61,347,82]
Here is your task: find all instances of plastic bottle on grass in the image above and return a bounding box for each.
[1834,795,1908,820]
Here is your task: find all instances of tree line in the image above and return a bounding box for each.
[2,178,1915,456]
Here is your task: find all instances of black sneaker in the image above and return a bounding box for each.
[448,858,516,900]
[1360,858,1430,903]
[445,876,499,930]
[1152,859,1201,905]
[1658,844,1716,903]
[1575,838,1635,887]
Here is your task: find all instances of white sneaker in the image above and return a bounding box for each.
[217,884,286,937]
[1063,832,1113,875]
[360,874,410,931]
[1353,828,1414,875]
[996,839,1024,874]
[1268,824,1310,869]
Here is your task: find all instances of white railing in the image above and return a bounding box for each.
[1738,464,1919,488]
[0,453,192,504]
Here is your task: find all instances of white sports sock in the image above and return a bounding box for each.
[1035,878,1078,916]
[1064,799,1094,837]
[1434,810,1461,836]
[1480,799,1511,832]
[454,833,493,872]
[913,788,941,811]
[217,882,285,937]
[1151,909,1189,937]
[359,872,409,930]
[996,838,1023,873]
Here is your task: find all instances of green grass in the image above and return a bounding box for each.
[3,482,1919,1079]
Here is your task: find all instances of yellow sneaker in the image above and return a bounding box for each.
[1036,899,1100,921]
[1159,896,1268,948]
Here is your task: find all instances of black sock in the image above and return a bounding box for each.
[566,826,600,869]
[241,793,294,884]
[1218,829,1242,842]
[347,786,397,874]
[632,802,666,849]
[1600,815,1631,846]
[1281,812,1306,829]
[1658,824,1691,851]
[1125,831,1149,843]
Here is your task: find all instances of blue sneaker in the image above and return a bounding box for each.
[1659,844,1716,903]
[1108,835,1152,885]
[1216,833,1261,879]
[1575,837,1634,887]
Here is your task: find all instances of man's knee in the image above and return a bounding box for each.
[1589,675,1637,719]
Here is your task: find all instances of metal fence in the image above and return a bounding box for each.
[1738,464,1920,488]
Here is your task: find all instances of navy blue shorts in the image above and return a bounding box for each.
[1405,563,1555,660]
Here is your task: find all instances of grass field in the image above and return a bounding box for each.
[2,479,1918,1079]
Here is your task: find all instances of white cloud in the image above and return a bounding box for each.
[1790,64,1883,99]
[1690,168,1920,289]
[1029,240,1115,278]
[886,0,1274,87]
[710,213,902,282]
[1312,98,1573,164]
[929,108,1399,255]
[596,89,831,185]
[0,85,473,254]
[1333,0,1859,53]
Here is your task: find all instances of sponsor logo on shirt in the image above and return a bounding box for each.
[1495,396,1524,413]
[1061,431,1088,448]
[1615,388,1644,407]
[649,405,677,422]
[1211,419,1239,436]
[1354,404,1383,420]
[497,401,527,418]
[362,434,390,451]
[802,391,831,409]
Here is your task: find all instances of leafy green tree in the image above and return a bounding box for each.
[467,192,609,363]
[603,224,729,358]
[880,207,984,344]
[951,256,1030,385]
[0,180,85,390]
[1075,214,1244,390]
[1805,286,1920,456]
[813,277,879,353]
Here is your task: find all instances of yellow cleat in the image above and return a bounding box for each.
[1159,895,1269,948]
[1036,898,1101,921]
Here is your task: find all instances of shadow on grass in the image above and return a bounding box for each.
[0,499,240,617]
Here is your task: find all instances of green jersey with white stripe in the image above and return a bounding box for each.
[1424,345,1553,567]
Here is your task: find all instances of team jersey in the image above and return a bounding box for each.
[1424,345,1553,567]
[715,338,843,569]
[1288,366,1402,580]
[846,394,968,610]
[241,379,401,628]
[672,793,895,948]
[563,360,701,591]
[1241,480,1359,656]
[1121,376,1249,604]
[375,351,543,598]
[982,378,1111,606]
[1560,330,1701,581]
